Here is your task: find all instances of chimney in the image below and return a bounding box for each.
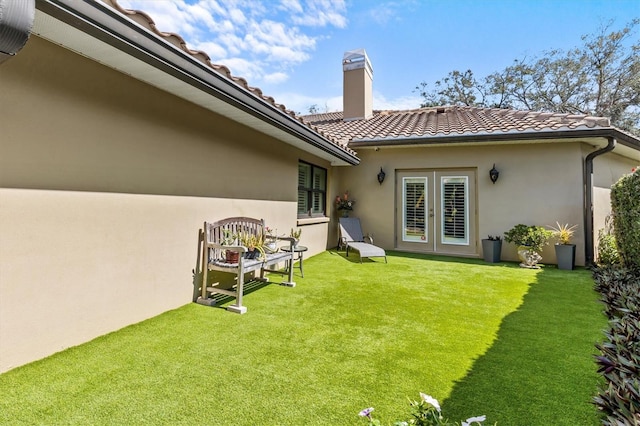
[342,48,373,121]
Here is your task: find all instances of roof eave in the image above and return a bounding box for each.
[33,0,359,166]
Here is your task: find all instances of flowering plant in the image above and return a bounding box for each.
[335,191,355,211]
[359,392,489,426]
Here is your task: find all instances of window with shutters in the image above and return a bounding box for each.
[441,176,468,244]
[298,161,326,218]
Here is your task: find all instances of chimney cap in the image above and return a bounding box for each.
[342,48,373,75]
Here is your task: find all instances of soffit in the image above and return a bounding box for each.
[31,1,358,166]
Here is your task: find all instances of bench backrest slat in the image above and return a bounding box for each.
[204,218,266,261]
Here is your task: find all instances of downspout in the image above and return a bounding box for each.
[584,137,616,265]
[0,0,35,64]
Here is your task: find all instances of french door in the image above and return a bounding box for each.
[396,169,476,255]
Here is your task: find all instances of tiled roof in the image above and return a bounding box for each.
[302,106,612,146]
[103,0,356,157]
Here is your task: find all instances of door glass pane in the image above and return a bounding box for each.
[403,177,427,242]
[441,177,468,244]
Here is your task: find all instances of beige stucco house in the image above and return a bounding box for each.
[1,0,639,373]
[306,48,640,266]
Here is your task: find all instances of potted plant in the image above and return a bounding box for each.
[335,191,355,218]
[504,224,553,269]
[264,227,278,253]
[549,222,578,270]
[221,229,239,263]
[481,235,502,263]
[239,232,266,260]
[290,228,302,247]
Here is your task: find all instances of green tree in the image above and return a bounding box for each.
[415,20,640,135]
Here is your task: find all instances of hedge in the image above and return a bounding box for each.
[611,168,640,271]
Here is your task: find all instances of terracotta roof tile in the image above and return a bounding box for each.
[102,0,357,157]
[302,106,612,145]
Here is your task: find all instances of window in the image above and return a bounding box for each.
[298,161,327,217]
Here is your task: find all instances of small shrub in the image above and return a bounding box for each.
[503,224,552,253]
[597,232,621,266]
[597,215,621,267]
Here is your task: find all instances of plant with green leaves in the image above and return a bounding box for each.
[238,232,266,260]
[549,222,578,245]
[504,224,553,253]
[592,265,640,424]
[290,228,302,240]
[597,215,620,266]
[359,392,489,426]
[611,167,640,271]
[414,20,640,136]
[221,229,237,246]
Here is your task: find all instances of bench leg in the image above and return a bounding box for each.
[281,255,296,287]
[201,247,210,300]
[227,272,247,314]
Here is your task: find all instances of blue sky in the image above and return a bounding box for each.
[120,0,639,114]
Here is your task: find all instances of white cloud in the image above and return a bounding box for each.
[121,0,347,88]
[279,0,304,14]
[367,4,398,26]
[263,72,290,84]
[290,0,348,28]
[117,0,362,113]
[219,57,263,80]
[245,20,316,61]
[194,41,227,58]
[228,8,247,25]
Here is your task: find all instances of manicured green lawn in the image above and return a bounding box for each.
[0,251,606,425]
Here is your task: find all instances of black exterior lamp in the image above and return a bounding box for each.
[377,167,386,185]
[489,164,499,184]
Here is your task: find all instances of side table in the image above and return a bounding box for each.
[280,245,308,277]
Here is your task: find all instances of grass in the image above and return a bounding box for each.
[0,251,606,425]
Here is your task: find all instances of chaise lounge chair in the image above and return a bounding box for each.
[338,217,387,263]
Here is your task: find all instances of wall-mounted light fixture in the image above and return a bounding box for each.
[377,167,386,185]
[489,164,499,184]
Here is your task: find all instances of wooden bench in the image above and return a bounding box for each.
[196,217,296,314]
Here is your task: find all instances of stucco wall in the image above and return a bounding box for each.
[338,142,588,264]
[591,151,638,260]
[0,37,331,372]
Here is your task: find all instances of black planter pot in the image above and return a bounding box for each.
[482,239,502,263]
[555,244,576,270]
